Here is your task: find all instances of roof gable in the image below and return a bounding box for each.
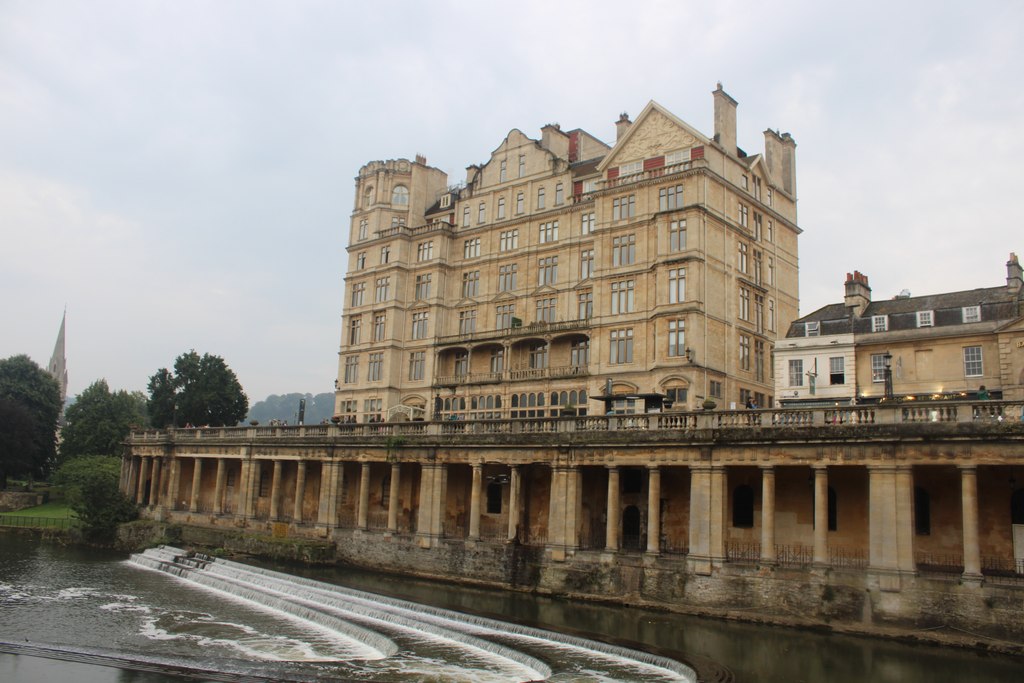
[598,101,710,173]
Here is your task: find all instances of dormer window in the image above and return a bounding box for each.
[916,311,933,327]
[805,321,820,337]
[665,149,691,166]
[872,315,888,332]
[619,160,642,177]
[440,194,451,209]
[962,306,981,323]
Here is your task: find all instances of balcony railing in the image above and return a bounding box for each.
[597,160,698,191]
[436,318,591,347]
[435,365,588,387]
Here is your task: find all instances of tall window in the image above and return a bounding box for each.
[611,279,635,314]
[788,359,803,387]
[462,270,480,298]
[753,250,762,285]
[612,194,636,220]
[737,242,748,273]
[478,202,486,224]
[753,213,763,241]
[356,252,366,269]
[538,256,558,285]
[755,294,764,332]
[669,268,685,303]
[581,212,594,234]
[497,197,506,219]
[659,184,683,211]
[459,309,477,335]
[411,311,429,340]
[738,204,749,228]
[499,159,507,182]
[374,277,390,303]
[344,356,358,384]
[963,346,983,377]
[580,249,595,280]
[612,234,636,266]
[518,154,525,178]
[528,342,549,369]
[464,238,480,259]
[539,221,558,243]
[350,282,365,307]
[454,352,469,377]
[709,380,723,399]
[570,340,590,367]
[516,192,524,215]
[668,319,685,357]
[871,354,887,383]
[578,291,593,320]
[669,219,686,251]
[414,273,431,300]
[768,257,775,286]
[739,287,750,320]
[498,264,518,291]
[499,230,519,251]
[490,348,504,373]
[380,245,390,264]
[348,317,361,345]
[496,304,515,329]
[554,183,564,205]
[609,328,634,364]
[766,219,774,242]
[739,335,751,371]
[373,313,386,341]
[768,300,776,331]
[391,185,408,205]
[367,353,383,381]
[755,340,765,382]
[537,186,546,210]
[408,351,425,381]
[536,297,556,323]
[829,357,845,385]
[462,206,470,227]
[358,218,368,240]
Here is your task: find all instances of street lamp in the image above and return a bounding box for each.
[883,351,894,400]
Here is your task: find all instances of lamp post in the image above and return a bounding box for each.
[883,351,894,400]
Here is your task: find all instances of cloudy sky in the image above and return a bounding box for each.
[2,1,1022,403]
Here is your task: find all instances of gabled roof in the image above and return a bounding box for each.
[597,100,710,173]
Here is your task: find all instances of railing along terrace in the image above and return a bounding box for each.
[597,160,697,190]
[127,400,1024,443]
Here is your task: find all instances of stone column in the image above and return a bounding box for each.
[894,466,916,573]
[960,466,982,580]
[468,463,482,540]
[687,465,712,575]
[213,458,226,515]
[813,465,828,566]
[357,462,371,529]
[605,466,620,551]
[709,465,727,564]
[189,458,203,512]
[269,460,283,521]
[387,462,401,533]
[237,458,253,519]
[293,460,307,523]
[760,465,776,564]
[167,457,182,511]
[124,456,138,498]
[136,457,150,505]
[317,461,341,527]
[646,465,661,554]
[547,465,580,560]
[507,465,521,542]
[148,458,162,510]
[416,463,446,547]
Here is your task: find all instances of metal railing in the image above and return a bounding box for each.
[0,515,72,530]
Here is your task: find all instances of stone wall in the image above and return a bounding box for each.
[0,491,47,512]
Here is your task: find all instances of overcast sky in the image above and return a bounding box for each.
[2,1,1022,403]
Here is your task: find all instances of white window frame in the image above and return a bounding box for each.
[872,315,888,332]
[962,306,981,323]
[805,321,820,337]
[963,346,983,377]
[916,311,933,327]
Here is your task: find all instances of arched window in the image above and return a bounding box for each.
[363,186,375,207]
[914,486,931,535]
[1011,489,1024,525]
[391,185,409,205]
[732,484,754,528]
[487,482,503,514]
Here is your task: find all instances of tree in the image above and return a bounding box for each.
[147,351,248,427]
[0,355,62,482]
[53,455,137,539]
[60,380,149,460]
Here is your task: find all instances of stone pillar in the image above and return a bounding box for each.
[167,457,182,511]
[148,458,162,510]
[269,461,283,521]
[293,460,307,523]
[760,466,776,564]
[868,464,917,589]
[960,466,982,580]
[416,463,447,547]
[357,462,371,529]
[547,465,580,560]
[213,458,226,515]
[688,463,726,574]
[189,458,203,513]
[646,465,661,554]
[468,463,482,540]
[124,456,138,498]
[317,461,342,527]
[507,465,521,542]
[813,465,828,566]
[237,458,254,520]
[136,457,150,505]
[894,466,916,573]
[605,466,620,551]
[387,463,401,533]
[709,465,727,564]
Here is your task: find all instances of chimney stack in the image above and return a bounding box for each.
[844,271,872,316]
[712,83,738,155]
[1007,252,1023,292]
[615,113,632,142]
[764,128,797,196]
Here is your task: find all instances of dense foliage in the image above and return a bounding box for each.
[53,455,137,539]
[60,380,149,459]
[147,351,248,427]
[0,355,62,485]
[247,392,334,424]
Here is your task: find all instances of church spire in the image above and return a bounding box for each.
[47,310,68,414]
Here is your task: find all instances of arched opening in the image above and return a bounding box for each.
[391,185,409,205]
[732,484,754,528]
[914,486,931,535]
[622,505,642,551]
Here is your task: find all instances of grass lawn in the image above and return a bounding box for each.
[3,501,75,519]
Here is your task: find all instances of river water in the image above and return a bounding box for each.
[0,532,1019,682]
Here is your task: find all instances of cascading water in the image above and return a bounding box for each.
[128,546,697,682]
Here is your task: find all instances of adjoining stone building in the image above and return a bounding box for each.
[336,85,799,421]
[777,254,1024,406]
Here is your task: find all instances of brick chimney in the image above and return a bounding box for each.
[844,271,871,316]
[1007,252,1022,292]
[615,113,632,142]
[712,83,737,155]
[764,128,797,196]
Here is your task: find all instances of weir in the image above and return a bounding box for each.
[128,546,696,682]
